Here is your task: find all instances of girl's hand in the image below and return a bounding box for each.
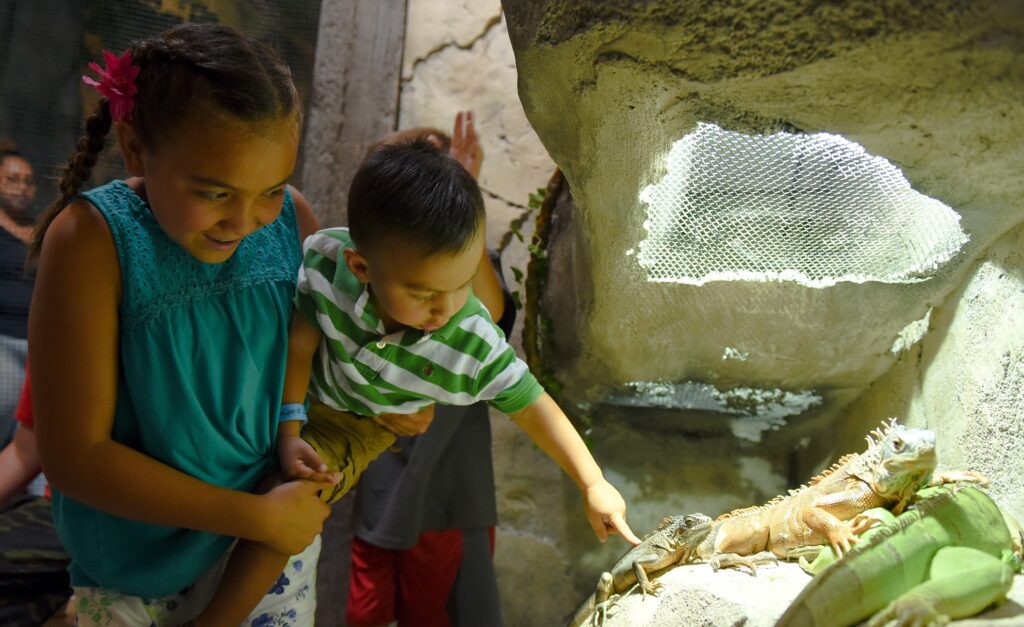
[259,480,332,555]
[450,110,483,179]
[373,403,435,436]
[584,478,641,546]
[277,434,337,484]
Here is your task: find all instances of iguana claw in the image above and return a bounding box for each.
[930,470,989,488]
[710,551,778,575]
[589,597,620,627]
[867,596,950,627]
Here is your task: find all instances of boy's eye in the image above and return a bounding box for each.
[414,293,435,302]
[264,188,286,198]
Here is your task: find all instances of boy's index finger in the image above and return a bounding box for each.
[610,513,642,546]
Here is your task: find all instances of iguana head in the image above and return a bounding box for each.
[857,419,937,505]
[665,513,714,560]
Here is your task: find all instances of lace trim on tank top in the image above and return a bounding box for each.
[83,180,302,333]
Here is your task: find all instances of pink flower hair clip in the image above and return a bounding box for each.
[82,49,140,122]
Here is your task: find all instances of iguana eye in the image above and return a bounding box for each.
[684,515,697,526]
[891,436,904,452]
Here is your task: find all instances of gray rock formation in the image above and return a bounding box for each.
[501,0,1024,623]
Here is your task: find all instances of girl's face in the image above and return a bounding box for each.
[120,114,299,264]
[346,232,484,334]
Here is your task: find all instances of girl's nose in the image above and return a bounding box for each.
[219,201,259,236]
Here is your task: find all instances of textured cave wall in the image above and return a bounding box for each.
[500,0,1024,622]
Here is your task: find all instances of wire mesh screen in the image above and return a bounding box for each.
[0,0,321,219]
[637,122,970,287]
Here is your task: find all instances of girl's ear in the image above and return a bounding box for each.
[343,247,371,283]
[116,122,145,177]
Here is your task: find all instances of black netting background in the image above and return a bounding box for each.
[0,0,322,218]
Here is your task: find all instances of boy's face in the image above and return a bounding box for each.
[345,230,483,334]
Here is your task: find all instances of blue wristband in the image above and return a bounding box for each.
[279,403,308,425]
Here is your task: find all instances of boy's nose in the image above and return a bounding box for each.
[431,293,458,318]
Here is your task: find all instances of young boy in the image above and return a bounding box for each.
[197,132,639,627]
[285,137,635,530]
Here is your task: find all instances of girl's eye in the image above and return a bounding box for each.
[199,191,229,201]
[265,188,286,198]
[415,294,435,302]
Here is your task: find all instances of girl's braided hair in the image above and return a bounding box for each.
[29,22,299,262]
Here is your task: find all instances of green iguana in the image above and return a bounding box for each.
[689,419,981,573]
[777,484,1024,627]
[568,513,713,627]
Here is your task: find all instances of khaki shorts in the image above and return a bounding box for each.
[302,401,396,505]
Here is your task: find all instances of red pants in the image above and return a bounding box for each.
[346,528,494,627]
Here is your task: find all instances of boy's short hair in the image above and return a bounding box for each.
[347,139,484,257]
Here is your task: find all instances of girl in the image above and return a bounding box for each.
[30,23,331,626]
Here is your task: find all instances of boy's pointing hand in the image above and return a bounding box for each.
[584,478,642,546]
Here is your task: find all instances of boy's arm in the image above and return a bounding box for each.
[277,310,337,483]
[509,393,641,545]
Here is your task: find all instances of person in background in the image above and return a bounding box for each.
[0,141,37,449]
[30,23,331,626]
[0,366,73,626]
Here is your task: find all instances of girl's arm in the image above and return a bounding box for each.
[31,200,328,555]
[288,185,319,240]
[509,392,641,545]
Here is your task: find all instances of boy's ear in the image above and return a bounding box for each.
[343,247,371,283]
[116,122,145,177]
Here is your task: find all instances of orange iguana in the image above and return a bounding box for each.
[569,420,986,626]
[693,419,986,573]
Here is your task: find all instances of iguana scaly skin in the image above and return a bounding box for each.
[568,513,713,627]
[777,484,1024,627]
[689,420,946,573]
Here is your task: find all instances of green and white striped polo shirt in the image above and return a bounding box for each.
[294,228,544,416]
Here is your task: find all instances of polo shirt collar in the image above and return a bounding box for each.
[354,284,387,336]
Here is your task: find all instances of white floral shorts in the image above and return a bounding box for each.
[74,535,320,626]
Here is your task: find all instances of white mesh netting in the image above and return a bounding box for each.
[637,123,970,287]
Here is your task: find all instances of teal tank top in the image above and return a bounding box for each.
[51,180,302,596]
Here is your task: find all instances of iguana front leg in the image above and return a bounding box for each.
[802,486,878,558]
[633,560,663,596]
[798,508,896,575]
[930,470,989,488]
